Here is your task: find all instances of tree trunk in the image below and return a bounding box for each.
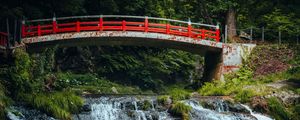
[226,7,237,41]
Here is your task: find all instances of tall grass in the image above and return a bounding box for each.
[22,91,83,120]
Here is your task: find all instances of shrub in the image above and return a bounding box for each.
[10,48,35,95]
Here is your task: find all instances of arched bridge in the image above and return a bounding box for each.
[0,15,253,81]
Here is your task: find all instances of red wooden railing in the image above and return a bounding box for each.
[22,15,221,42]
[0,32,7,47]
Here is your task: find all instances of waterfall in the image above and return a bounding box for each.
[73,96,174,120]
[183,100,255,120]
[241,104,273,120]
[7,96,274,120]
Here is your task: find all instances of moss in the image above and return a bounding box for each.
[22,91,83,120]
[168,88,190,101]
[169,102,191,120]
[267,97,289,120]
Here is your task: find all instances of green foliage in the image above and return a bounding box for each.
[74,47,198,92]
[9,49,37,96]
[170,101,191,120]
[264,8,299,35]
[55,72,142,94]
[31,47,57,77]
[22,91,83,120]
[168,88,191,101]
[55,72,97,89]
[267,97,289,120]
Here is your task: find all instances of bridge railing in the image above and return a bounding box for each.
[22,15,220,42]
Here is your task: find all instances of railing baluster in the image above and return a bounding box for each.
[53,17,57,34]
[166,24,170,34]
[37,24,41,36]
[76,21,80,32]
[144,16,148,32]
[216,26,220,42]
[122,20,126,31]
[99,17,103,31]
[188,25,192,37]
[201,29,206,39]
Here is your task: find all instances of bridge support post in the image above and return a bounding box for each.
[144,16,148,32]
[216,25,220,42]
[99,16,103,31]
[221,44,256,80]
[188,20,192,37]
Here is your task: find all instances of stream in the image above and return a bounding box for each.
[7,96,273,120]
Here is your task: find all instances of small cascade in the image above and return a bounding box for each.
[150,100,155,110]
[133,101,138,111]
[183,100,255,120]
[214,99,229,112]
[73,96,174,120]
[6,106,55,120]
[241,104,273,120]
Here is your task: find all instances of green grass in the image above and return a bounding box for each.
[21,90,83,120]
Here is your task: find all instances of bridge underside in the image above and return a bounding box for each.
[22,31,224,81]
[23,31,223,54]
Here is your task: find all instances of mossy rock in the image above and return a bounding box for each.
[169,102,191,120]
[157,95,171,106]
[141,100,152,110]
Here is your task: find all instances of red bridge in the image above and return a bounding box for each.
[0,15,246,81]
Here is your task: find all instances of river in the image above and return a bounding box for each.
[7,96,273,120]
